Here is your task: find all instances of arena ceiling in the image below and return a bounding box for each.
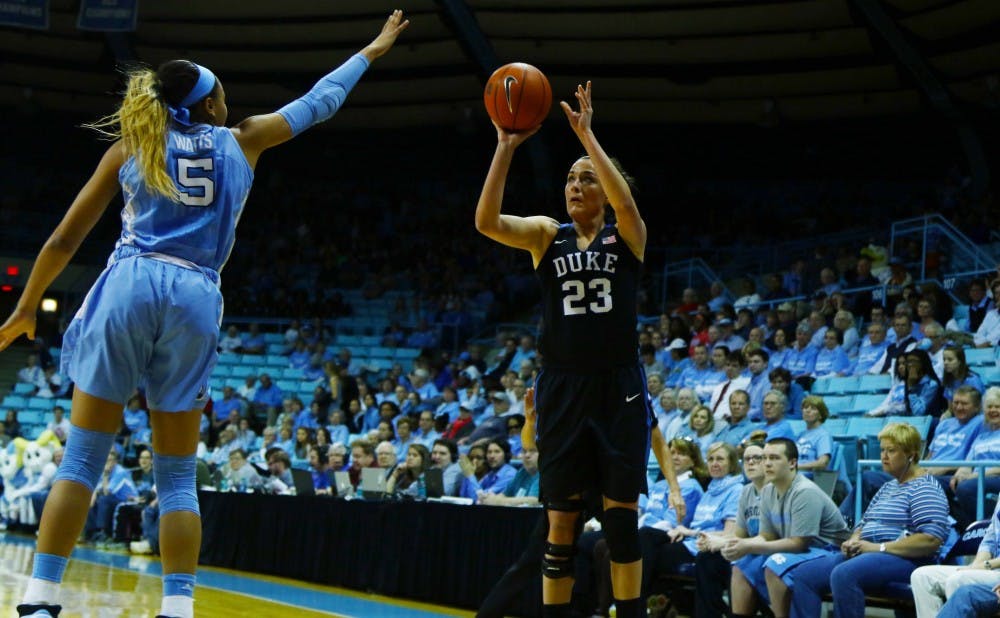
[1,0,998,129]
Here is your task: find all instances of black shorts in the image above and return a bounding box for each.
[534,365,651,504]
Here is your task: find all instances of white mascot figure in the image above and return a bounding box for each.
[9,430,62,525]
[0,437,28,529]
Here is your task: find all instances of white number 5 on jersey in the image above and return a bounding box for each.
[177,157,215,206]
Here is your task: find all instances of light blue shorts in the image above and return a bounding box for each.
[61,255,221,412]
[736,546,840,601]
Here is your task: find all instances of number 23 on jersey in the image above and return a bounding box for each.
[562,278,612,315]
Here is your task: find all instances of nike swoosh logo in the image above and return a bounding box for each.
[626,393,641,402]
[554,239,568,244]
[504,75,518,113]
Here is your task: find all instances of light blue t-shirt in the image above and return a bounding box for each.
[681,474,743,554]
[797,426,833,467]
[813,347,850,377]
[639,474,704,529]
[929,414,984,461]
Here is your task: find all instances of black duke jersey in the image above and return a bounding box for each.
[535,223,642,370]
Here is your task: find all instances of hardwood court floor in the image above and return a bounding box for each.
[1,533,471,617]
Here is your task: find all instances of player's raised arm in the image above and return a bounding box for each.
[475,122,558,266]
[233,10,409,166]
[560,81,645,261]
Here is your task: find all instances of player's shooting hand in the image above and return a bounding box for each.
[494,121,541,150]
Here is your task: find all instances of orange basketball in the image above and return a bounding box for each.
[483,62,552,132]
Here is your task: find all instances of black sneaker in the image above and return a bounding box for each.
[16,604,62,617]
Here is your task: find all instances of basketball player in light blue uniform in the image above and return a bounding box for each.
[0,12,408,618]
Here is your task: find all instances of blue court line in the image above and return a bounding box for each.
[1,534,465,618]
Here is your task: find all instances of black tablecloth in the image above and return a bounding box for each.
[199,492,543,616]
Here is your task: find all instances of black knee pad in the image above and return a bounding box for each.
[602,507,640,564]
[541,542,576,579]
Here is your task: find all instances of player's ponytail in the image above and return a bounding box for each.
[84,67,176,199]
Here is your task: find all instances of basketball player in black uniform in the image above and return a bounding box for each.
[476,82,666,618]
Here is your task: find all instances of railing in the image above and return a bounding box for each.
[659,257,729,312]
[891,214,998,281]
[855,459,1000,523]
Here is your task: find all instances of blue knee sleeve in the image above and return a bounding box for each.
[276,54,369,136]
[602,507,640,564]
[154,453,199,516]
[54,425,116,492]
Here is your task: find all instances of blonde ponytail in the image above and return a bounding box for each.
[84,68,177,199]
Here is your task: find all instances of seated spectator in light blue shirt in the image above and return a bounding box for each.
[648,374,668,417]
[640,442,743,595]
[459,442,515,501]
[241,322,265,355]
[303,353,325,381]
[941,347,986,407]
[392,416,418,462]
[84,449,138,542]
[233,417,257,451]
[213,386,244,426]
[948,387,1000,524]
[431,438,464,497]
[655,389,679,436]
[686,405,718,456]
[807,310,830,349]
[641,437,707,529]
[851,322,890,375]
[293,401,323,435]
[768,368,805,419]
[796,395,834,478]
[288,339,311,370]
[679,345,724,403]
[434,386,461,422]
[760,390,797,442]
[414,410,441,449]
[868,350,944,417]
[479,446,540,506]
[834,310,861,358]
[410,367,442,405]
[252,373,284,417]
[122,394,149,434]
[813,329,851,378]
[716,390,759,447]
[745,349,772,421]
[458,382,487,419]
[767,328,793,371]
[465,392,513,446]
[785,325,819,380]
[664,338,692,388]
[664,388,699,442]
[326,410,350,447]
[505,414,525,458]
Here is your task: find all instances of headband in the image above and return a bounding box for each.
[167,63,217,126]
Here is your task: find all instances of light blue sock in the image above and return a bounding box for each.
[32,553,68,583]
[22,553,68,604]
[163,572,196,597]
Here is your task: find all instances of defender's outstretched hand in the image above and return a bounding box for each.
[362,10,410,61]
[0,307,35,353]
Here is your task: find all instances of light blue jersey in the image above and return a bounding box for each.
[115,123,253,272]
[62,122,253,412]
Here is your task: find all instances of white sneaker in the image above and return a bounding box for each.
[129,540,152,555]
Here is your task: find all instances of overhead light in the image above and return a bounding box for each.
[41,298,58,313]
